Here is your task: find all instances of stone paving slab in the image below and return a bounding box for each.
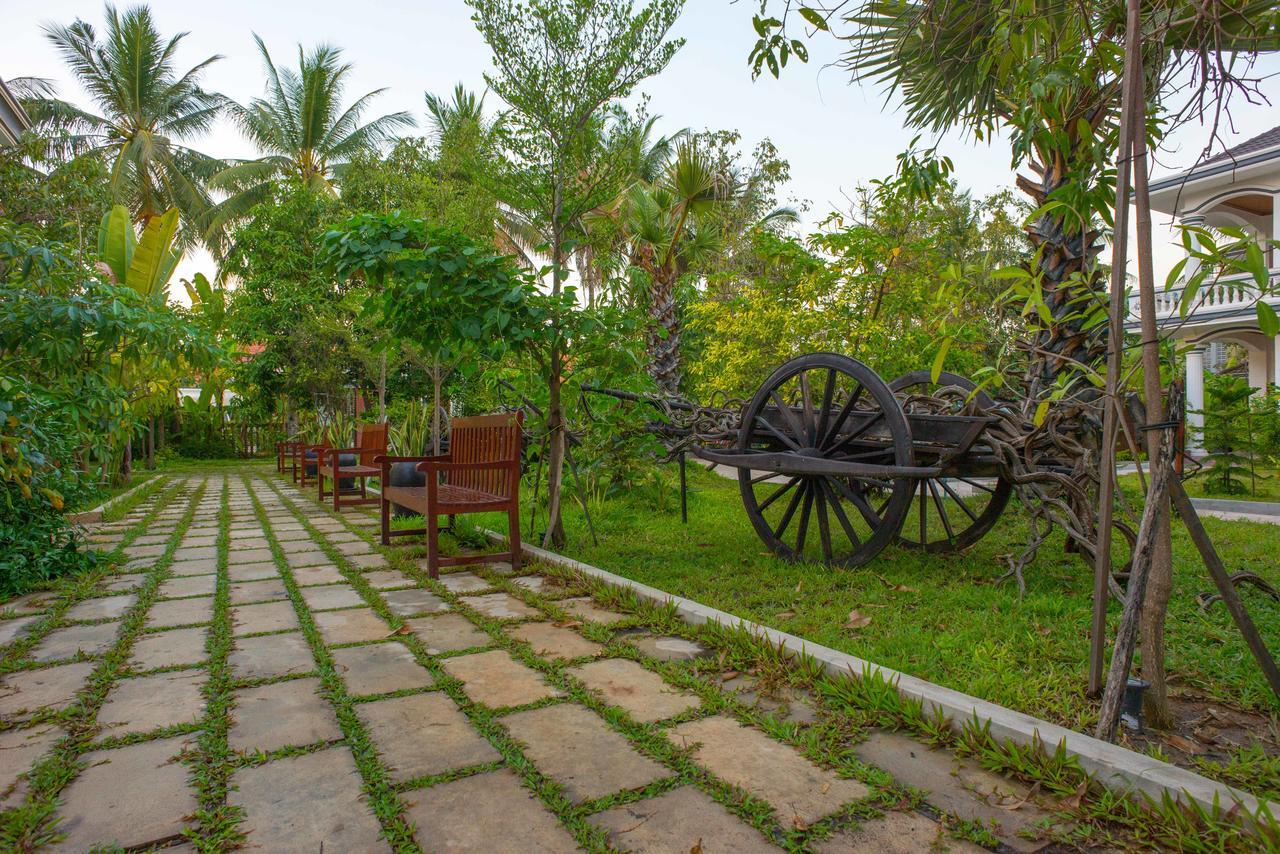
[854,731,1058,852]
[158,574,217,599]
[590,785,779,852]
[570,658,700,723]
[557,596,629,625]
[130,627,207,671]
[96,573,146,594]
[436,572,490,594]
[668,715,868,826]
[226,561,279,582]
[50,734,198,852]
[347,553,389,570]
[355,692,499,783]
[508,621,602,661]
[442,649,561,708]
[812,810,983,854]
[230,678,341,752]
[0,614,42,646]
[313,607,389,645]
[300,583,365,611]
[231,601,299,636]
[381,587,449,617]
[361,569,413,590]
[0,725,60,807]
[229,747,387,852]
[29,621,120,662]
[229,633,315,681]
[169,558,219,576]
[631,635,713,662]
[229,578,289,604]
[63,594,137,622]
[97,670,206,737]
[503,703,668,803]
[403,613,491,654]
[463,591,542,620]
[291,564,345,586]
[147,596,214,629]
[172,546,218,562]
[404,768,576,851]
[332,642,431,696]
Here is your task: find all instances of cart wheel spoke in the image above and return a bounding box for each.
[754,413,805,453]
[829,476,881,529]
[768,390,810,449]
[816,368,837,445]
[928,479,956,541]
[820,383,865,450]
[815,484,834,563]
[798,370,817,445]
[822,479,862,548]
[758,476,800,513]
[774,481,806,541]
[794,484,814,556]
[939,478,980,522]
[956,477,995,495]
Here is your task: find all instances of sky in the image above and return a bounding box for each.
[4,0,1279,297]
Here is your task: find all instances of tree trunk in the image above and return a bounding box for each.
[379,351,387,422]
[146,417,155,470]
[543,194,568,549]
[1016,165,1108,399]
[1131,75,1175,729]
[646,270,682,396]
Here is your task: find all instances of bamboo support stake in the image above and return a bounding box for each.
[1090,0,1143,696]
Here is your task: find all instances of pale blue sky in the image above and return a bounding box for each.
[5,0,1278,288]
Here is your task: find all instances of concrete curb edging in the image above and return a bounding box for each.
[487,531,1271,820]
[68,475,160,525]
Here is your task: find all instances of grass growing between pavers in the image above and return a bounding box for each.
[273,474,983,851]
[268,467,1280,850]
[0,477,207,850]
[240,475,419,850]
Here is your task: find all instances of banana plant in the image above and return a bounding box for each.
[97,205,183,302]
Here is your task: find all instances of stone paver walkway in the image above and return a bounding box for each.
[0,467,1080,852]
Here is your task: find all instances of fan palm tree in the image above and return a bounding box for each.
[211,36,414,225]
[27,4,224,236]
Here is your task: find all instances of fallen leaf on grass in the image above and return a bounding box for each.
[845,610,872,629]
[720,670,740,682]
[689,840,703,854]
[775,610,795,621]
[1167,734,1206,754]
[1056,780,1088,811]
[553,619,583,629]
[389,626,412,637]
[996,782,1040,811]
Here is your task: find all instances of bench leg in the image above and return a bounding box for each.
[380,494,391,546]
[508,504,521,573]
[333,473,341,512]
[427,512,441,579]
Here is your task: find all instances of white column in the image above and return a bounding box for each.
[1181,214,1207,281]
[1248,343,1268,395]
[1185,346,1206,455]
[1273,334,1280,391]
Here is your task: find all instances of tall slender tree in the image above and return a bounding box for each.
[468,0,686,547]
[28,4,224,240]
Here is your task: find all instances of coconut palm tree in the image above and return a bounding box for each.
[27,4,224,236]
[211,36,414,225]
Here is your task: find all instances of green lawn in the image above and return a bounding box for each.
[520,464,1280,732]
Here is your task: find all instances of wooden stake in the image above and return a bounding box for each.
[1090,0,1144,698]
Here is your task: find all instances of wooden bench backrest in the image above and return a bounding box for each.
[356,422,389,466]
[448,412,522,497]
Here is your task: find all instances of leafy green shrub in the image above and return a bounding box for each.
[1192,373,1265,496]
[1,381,102,597]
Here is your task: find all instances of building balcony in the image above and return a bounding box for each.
[1122,268,1280,331]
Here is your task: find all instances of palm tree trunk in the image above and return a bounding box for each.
[1016,160,1108,400]
[646,271,682,397]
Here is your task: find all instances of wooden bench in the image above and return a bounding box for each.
[377,412,522,578]
[296,440,330,489]
[278,440,303,477]
[317,422,388,511]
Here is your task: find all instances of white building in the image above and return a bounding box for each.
[1133,126,1280,452]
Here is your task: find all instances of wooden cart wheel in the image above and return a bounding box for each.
[888,371,1014,553]
[738,353,915,567]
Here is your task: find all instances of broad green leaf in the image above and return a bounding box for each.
[126,208,182,300]
[1259,302,1279,338]
[96,205,135,285]
[930,338,951,383]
